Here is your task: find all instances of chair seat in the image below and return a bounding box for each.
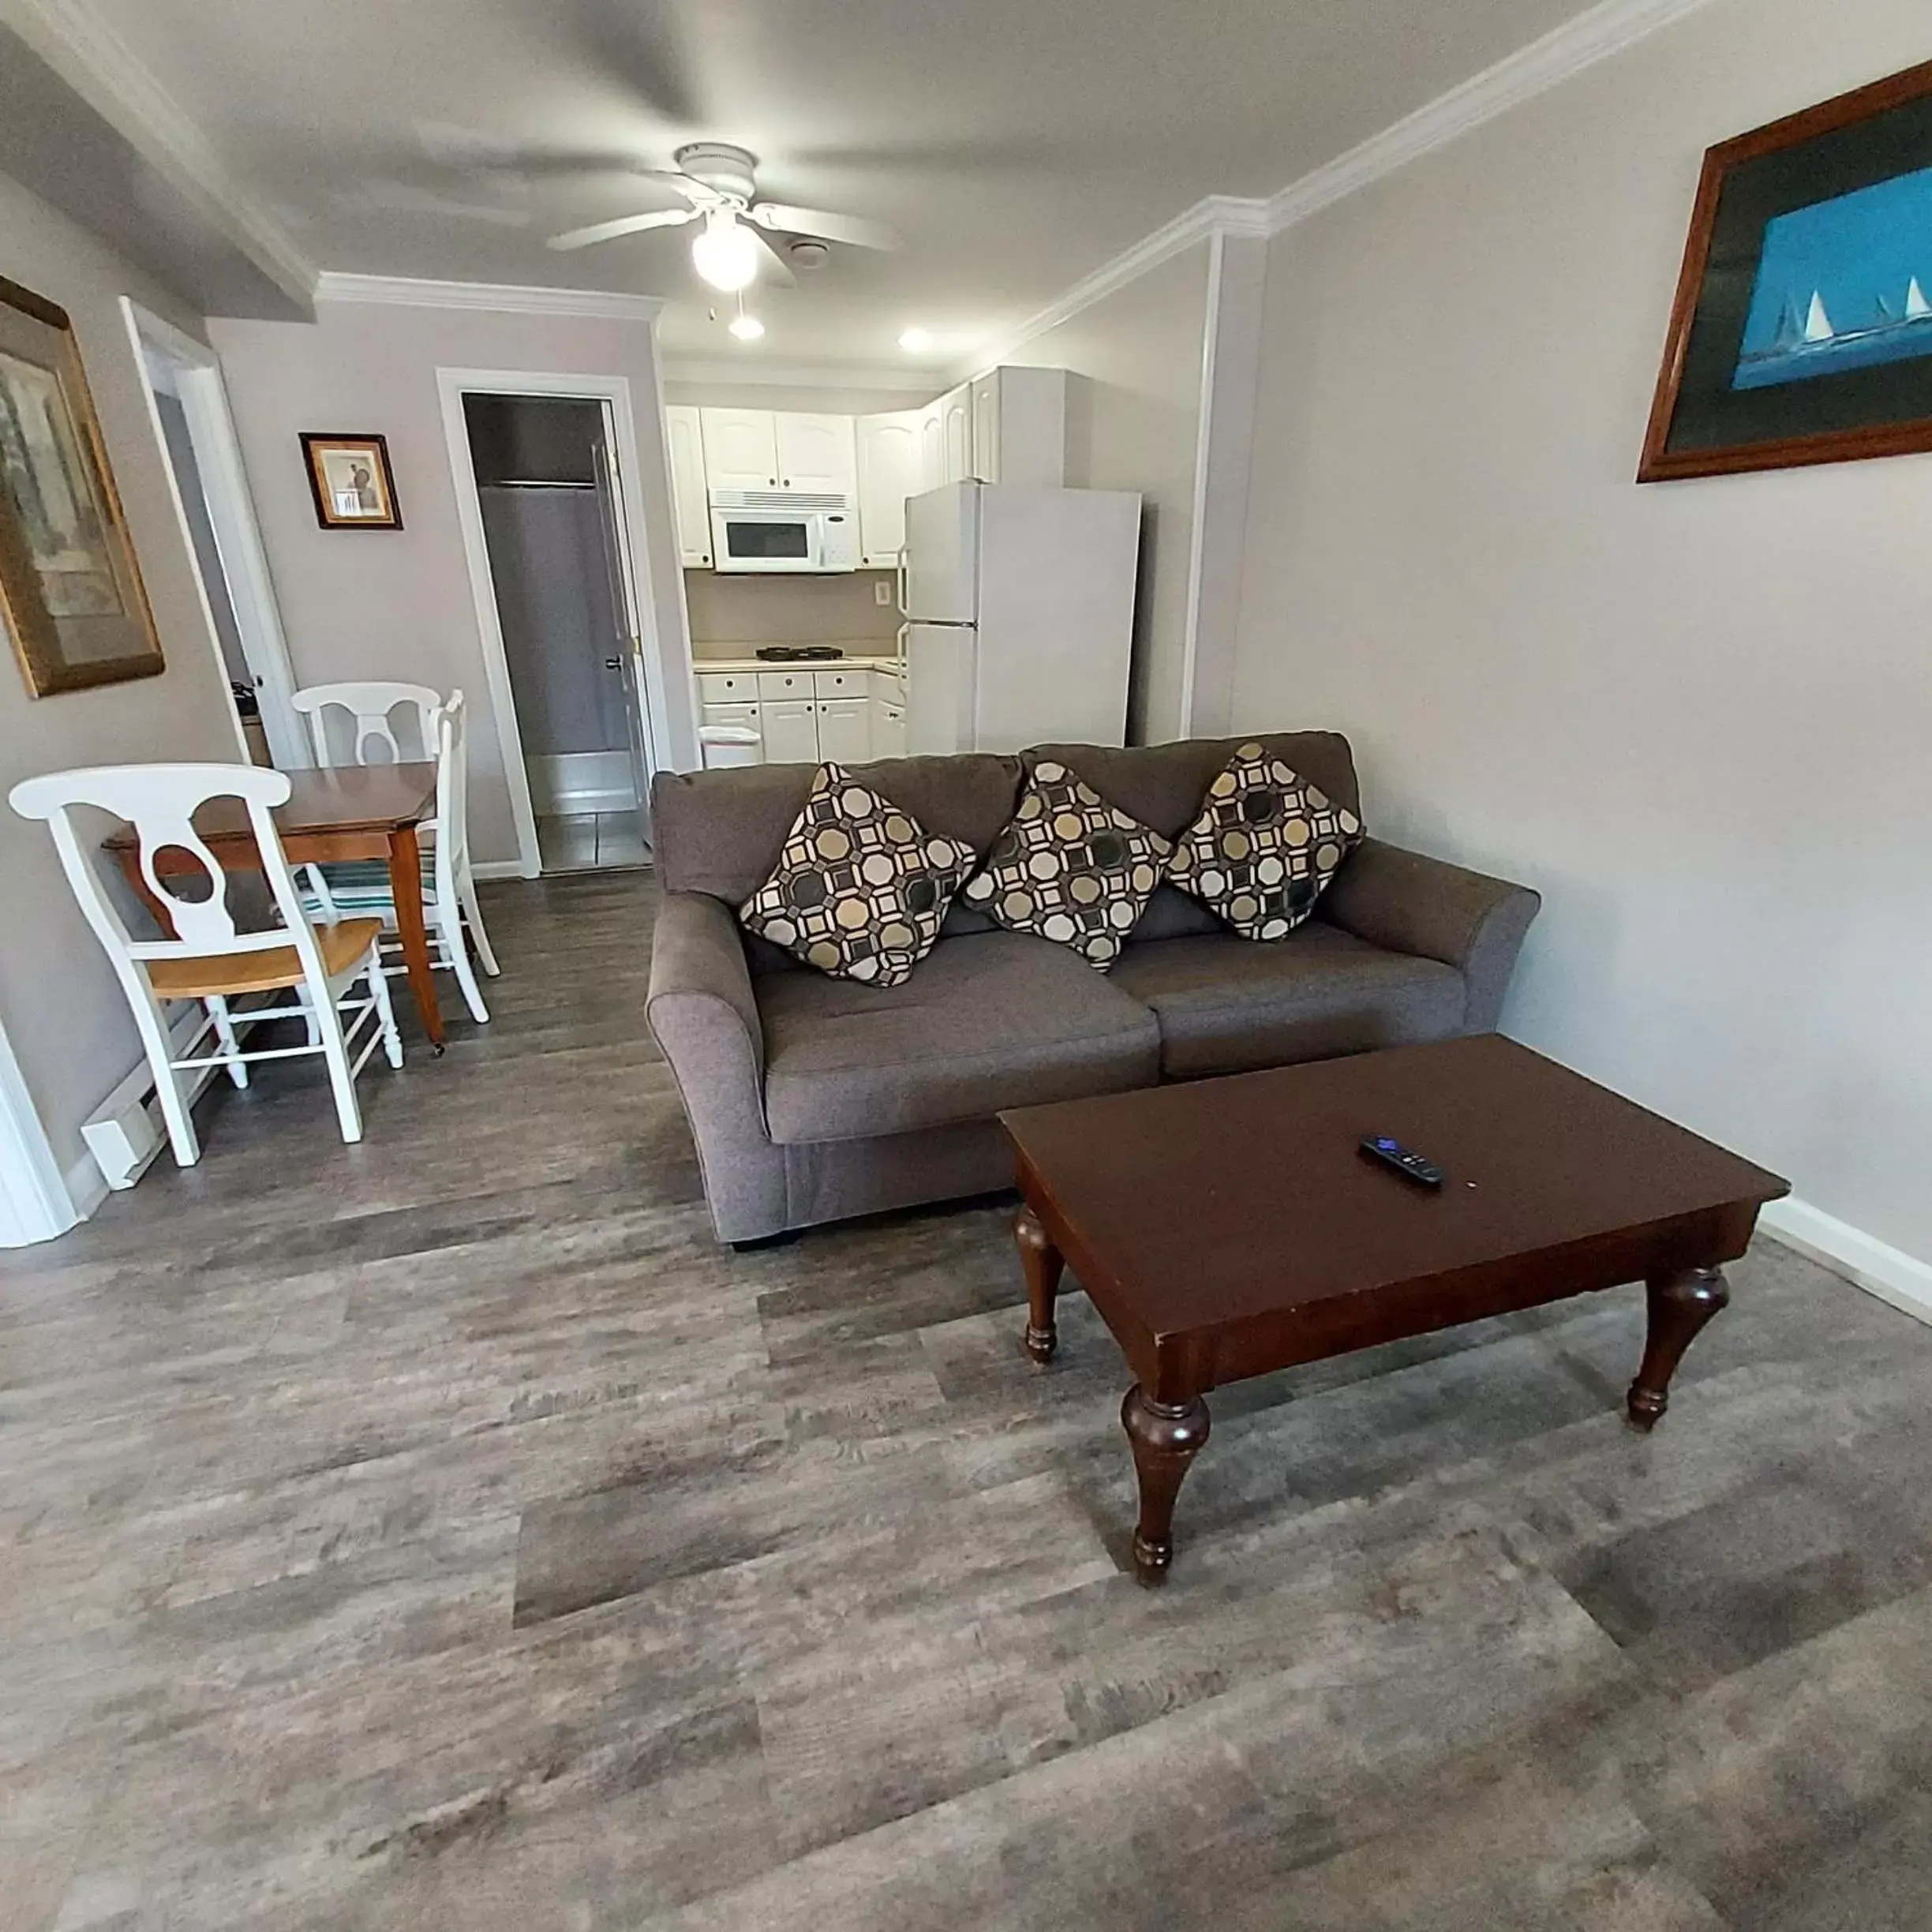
[147,917,384,998]
[759,930,1161,1145]
[1110,923,1466,1078]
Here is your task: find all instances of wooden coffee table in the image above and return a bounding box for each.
[999,1035,1788,1585]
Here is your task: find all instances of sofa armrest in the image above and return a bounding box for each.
[1320,837,1541,1032]
[646,892,785,1242]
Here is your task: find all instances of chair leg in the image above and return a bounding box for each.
[303,863,341,923]
[458,870,501,977]
[311,973,364,1145]
[366,952,404,1069]
[131,991,199,1166]
[438,900,491,1024]
[205,995,249,1088]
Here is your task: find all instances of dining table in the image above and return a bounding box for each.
[103,762,447,1052]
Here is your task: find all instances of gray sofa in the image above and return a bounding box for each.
[647,733,1541,1245]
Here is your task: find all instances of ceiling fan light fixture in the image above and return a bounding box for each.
[691,209,759,292]
[897,328,934,352]
[728,312,765,341]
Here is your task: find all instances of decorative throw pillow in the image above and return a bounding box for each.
[960,759,1172,968]
[1167,741,1363,940]
[739,764,975,987]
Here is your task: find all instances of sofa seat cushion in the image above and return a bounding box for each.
[759,930,1160,1145]
[1110,926,1466,1079]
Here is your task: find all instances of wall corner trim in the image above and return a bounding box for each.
[1758,1197,1932,1330]
[659,358,933,394]
[312,273,666,322]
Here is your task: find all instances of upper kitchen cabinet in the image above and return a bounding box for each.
[971,366,1068,485]
[699,408,781,490]
[856,410,922,567]
[664,405,713,567]
[941,384,972,483]
[919,400,945,492]
[773,414,858,496]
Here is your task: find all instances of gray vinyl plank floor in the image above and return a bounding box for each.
[5,869,1931,1930]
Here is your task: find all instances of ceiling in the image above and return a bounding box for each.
[51,0,1604,369]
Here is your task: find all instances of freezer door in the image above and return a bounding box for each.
[904,623,977,755]
[902,482,979,623]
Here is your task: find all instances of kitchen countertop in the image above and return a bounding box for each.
[691,649,904,676]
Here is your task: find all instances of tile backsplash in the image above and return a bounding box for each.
[684,569,900,650]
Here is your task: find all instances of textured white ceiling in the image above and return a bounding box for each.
[85,0,1602,365]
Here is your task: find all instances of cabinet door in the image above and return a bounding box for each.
[941,384,972,483]
[664,406,713,566]
[699,408,780,491]
[759,698,821,765]
[815,696,871,765]
[919,402,945,492]
[969,373,1000,483]
[870,699,907,760]
[856,411,922,567]
[774,413,858,496]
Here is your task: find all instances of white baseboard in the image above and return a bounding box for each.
[470,859,532,881]
[62,1147,110,1222]
[1758,1196,1932,1328]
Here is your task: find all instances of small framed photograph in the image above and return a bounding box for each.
[0,273,165,696]
[1641,58,1932,481]
[301,432,402,530]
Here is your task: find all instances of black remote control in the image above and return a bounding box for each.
[1358,1134,1443,1189]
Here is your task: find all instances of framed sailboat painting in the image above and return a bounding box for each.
[1641,58,1932,481]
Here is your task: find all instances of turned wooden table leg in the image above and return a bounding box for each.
[1121,1383,1211,1586]
[1627,1266,1729,1431]
[1014,1204,1064,1365]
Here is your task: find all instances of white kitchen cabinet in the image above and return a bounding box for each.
[699,409,781,491]
[940,384,972,483]
[970,374,1000,485]
[815,696,871,764]
[855,410,922,567]
[811,668,866,699]
[695,671,758,703]
[756,668,814,701]
[871,700,906,759]
[918,401,945,492]
[969,366,1067,485]
[760,698,821,765]
[665,406,713,567]
[773,414,857,496]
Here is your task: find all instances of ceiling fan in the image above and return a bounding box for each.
[545,143,897,290]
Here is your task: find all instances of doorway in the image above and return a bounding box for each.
[440,368,672,879]
[120,300,304,769]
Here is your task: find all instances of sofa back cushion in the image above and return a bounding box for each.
[1026,732,1359,942]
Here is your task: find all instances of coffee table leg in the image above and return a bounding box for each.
[1122,1384,1211,1586]
[1627,1267,1729,1431]
[1014,1205,1064,1364]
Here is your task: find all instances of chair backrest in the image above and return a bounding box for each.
[432,688,472,886]
[290,680,441,768]
[9,763,332,988]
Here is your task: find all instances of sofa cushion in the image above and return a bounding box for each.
[760,930,1161,1144]
[1110,927,1466,1079]
[653,753,1024,904]
[739,764,975,988]
[1167,741,1364,941]
[960,759,1173,969]
[1028,732,1361,942]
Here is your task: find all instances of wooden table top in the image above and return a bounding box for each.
[102,763,438,849]
[1000,1035,1788,1339]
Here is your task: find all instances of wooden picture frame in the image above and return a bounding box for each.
[0,274,164,696]
[300,432,402,530]
[1641,58,1932,481]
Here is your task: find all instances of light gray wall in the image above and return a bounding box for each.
[0,170,239,1184]
[1230,0,1932,1263]
[1009,242,1211,743]
[208,301,695,860]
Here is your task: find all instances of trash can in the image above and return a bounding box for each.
[698,724,762,770]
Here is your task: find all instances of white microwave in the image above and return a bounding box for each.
[708,491,859,573]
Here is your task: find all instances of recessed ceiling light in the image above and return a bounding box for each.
[728,313,766,341]
[897,328,934,353]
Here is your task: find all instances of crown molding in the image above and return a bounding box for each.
[0,0,316,310]
[312,272,665,320]
[660,358,934,394]
[1265,0,1720,231]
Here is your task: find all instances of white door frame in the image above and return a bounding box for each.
[0,1010,77,1246]
[438,367,676,879]
[118,299,305,769]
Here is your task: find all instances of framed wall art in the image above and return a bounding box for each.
[0,274,164,696]
[301,432,402,530]
[1641,58,1932,481]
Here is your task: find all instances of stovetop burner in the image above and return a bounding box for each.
[754,646,844,661]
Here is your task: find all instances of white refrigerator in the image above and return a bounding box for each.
[900,481,1141,755]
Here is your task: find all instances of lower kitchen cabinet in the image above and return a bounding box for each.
[693,669,910,766]
[759,698,822,765]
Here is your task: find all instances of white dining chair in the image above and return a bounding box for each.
[9,763,402,1166]
[298,689,501,1022]
[290,680,442,767]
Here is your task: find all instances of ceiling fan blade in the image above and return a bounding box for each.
[749,203,898,252]
[546,206,697,251]
[747,227,798,289]
[554,0,703,124]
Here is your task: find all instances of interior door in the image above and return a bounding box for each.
[590,418,655,843]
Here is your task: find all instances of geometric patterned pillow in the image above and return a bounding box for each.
[738,763,976,987]
[1167,741,1364,941]
[958,758,1172,970]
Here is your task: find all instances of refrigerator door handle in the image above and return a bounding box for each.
[895,545,908,617]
